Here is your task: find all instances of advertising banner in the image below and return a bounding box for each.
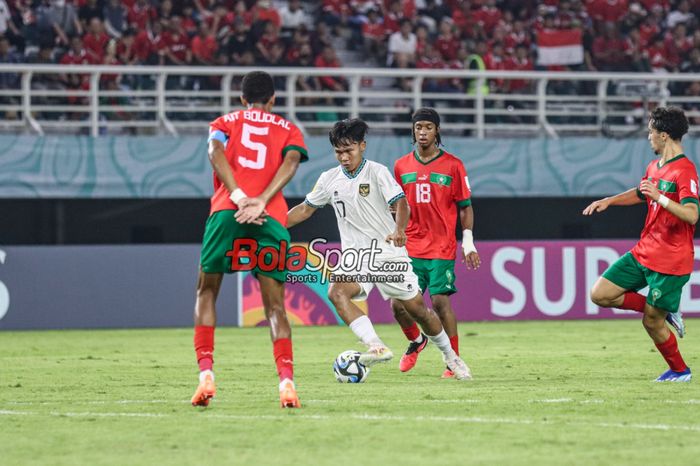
[242,240,700,325]
[3,241,700,330]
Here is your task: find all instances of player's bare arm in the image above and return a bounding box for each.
[235,151,302,224]
[639,179,699,224]
[208,140,265,225]
[582,187,644,215]
[385,197,409,247]
[459,205,481,270]
[208,139,240,195]
[287,202,317,228]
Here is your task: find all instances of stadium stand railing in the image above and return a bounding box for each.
[2,64,699,138]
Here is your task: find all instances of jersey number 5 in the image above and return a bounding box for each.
[416,183,431,203]
[239,123,268,169]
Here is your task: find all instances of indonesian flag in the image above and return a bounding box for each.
[536,29,584,66]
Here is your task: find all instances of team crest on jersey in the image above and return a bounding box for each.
[359,184,370,197]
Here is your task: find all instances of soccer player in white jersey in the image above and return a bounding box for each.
[287,118,471,380]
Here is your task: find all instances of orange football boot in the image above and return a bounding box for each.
[279,379,301,408]
[191,371,216,407]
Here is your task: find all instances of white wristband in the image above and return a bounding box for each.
[658,194,670,208]
[230,188,247,205]
[462,229,477,255]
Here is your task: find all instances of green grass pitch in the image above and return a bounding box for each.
[1,320,700,466]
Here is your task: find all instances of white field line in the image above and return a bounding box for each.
[3,397,700,406]
[2,409,700,432]
[529,398,573,403]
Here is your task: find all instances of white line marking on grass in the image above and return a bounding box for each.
[0,409,32,415]
[50,412,167,418]
[304,399,481,404]
[3,410,700,433]
[529,398,573,403]
[2,400,177,406]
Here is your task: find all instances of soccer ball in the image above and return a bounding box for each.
[333,350,370,383]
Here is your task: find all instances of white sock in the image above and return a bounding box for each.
[199,369,214,383]
[413,333,425,343]
[349,315,383,347]
[279,378,294,391]
[427,330,456,359]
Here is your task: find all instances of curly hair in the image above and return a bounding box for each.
[649,106,689,141]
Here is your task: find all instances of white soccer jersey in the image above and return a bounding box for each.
[305,159,408,261]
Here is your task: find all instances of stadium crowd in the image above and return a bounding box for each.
[1,0,699,127]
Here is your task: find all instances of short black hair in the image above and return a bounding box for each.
[650,106,688,141]
[329,118,369,147]
[241,71,275,104]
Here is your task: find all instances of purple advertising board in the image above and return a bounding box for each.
[242,240,700,326]
[2,241,700,330]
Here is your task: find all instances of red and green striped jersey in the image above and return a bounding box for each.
[394,149,471,260]
[208,108,307,226]
[631,154,699,275]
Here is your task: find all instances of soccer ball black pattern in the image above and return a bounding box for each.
[333,350,370,383]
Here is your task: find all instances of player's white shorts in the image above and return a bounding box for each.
[331,259,420,302]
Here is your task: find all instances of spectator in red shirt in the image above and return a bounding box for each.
[161,16,191,66]
[383,0,406,34]
[433,18,459,61]
[100,38,121,89]
[181,5,198,37]
[361,9,386,63]
[587,0,628,23]
[473,0,502,36]
[414,23,429,59]
[505,43,534,93]
[253,0,282,28]
[452,1,477,39]
[255,21,282,64]
[128,0,156,30]
[314,45,347,92]
[191,22,217,66]
[59,35,93,66]
[504,19,530,54]
[664,23,693,70]
[646,34,672,71]
[134,20,165,65]
[284,27,310,64]
[206,2,235,39]
[639,13,661,47]
[624,27,651,71]
[116,29,137,66]
[59,35,93,105]
[83,17,110,63]
[591,21,627,71]
[483,41,507,92]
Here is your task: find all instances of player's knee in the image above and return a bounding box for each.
[264,302,285,319]
[390,300,405,318]
[403,296,430,320]
[328,287,348,306]
[431,298,451,317]
[642,311,664,332]
[589,287,610,307]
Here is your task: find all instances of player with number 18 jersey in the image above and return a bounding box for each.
[394,150,471,261]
